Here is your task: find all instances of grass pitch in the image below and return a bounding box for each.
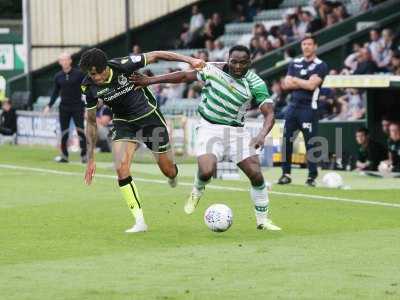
[1,145,399,300]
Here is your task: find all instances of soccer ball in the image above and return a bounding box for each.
[204,204,233,232]
[322,172,344,188]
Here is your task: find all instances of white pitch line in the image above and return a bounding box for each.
[1,163,400,209]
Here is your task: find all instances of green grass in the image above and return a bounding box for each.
[1,145,400,300]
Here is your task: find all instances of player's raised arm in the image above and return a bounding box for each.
[131,70,198,87]
[145,51,205,69]
[84,108,97,185]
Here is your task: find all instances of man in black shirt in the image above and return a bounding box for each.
[80,48,204,233]
[44,52,87,163]
[0,99,17,136]
[355,127,386,171]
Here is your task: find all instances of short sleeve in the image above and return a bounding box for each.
[248,73,272,107]
[316,62,329,80]
[111,54,147,74]
[287,62,295,76]
[81,85,98,110]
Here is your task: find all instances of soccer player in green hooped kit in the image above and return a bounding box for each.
[132,45,281,230]
[80,48,205,233]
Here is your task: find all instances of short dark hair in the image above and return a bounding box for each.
[229,45,251,57]
[301,34,317,44]
[79,48,108,73]
[356,127,369,135]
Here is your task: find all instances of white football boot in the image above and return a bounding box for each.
[184,187,203,214]
[125,221,148,233]
[256,215,281,231]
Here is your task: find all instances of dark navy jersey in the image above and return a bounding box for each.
[287,57,328,108]
[49,67,85,109]
[81,54,157,121]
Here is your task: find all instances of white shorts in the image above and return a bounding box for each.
[195,118,260,164]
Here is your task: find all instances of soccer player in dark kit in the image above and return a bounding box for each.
[80,48,204,233]
[278,35,328,187]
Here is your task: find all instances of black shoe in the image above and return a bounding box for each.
[305,177,316,187]
[54,155,69,163]
[277,174,292,185]
[81,156,88,164]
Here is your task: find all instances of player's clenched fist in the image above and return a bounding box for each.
[189,58,206,70]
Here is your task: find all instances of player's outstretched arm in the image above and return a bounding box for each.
[145,51,205,69]
[251,103,275,149]
[131,70,198,87]
[85,108,97,185]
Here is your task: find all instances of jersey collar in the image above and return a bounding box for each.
[104,68,113,84]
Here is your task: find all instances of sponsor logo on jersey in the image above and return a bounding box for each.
[118,74,128,86]
[130,55,142,63]
[97,87,110,96]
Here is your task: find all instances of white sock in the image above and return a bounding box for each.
[133,209,144,224]
[250,183,269,223]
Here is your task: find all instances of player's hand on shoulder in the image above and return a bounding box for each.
[130,72,150,89]
[84,159,96,185]
[190,58,206,70]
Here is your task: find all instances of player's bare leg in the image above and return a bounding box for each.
[185,154,217,214]
[153,150,178,188]
[238,155,281,231]
[113,141,148,233]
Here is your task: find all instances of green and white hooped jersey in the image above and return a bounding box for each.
[196,63,272,127]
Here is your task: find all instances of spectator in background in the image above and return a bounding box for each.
[280,14,296,43]
[385,122,400,173]
[332,2,350,21]
[295,11,312,39]
[232,3,247,22]
[189,5,205,34]
[252,23,268,39]
[131,45,141,56]
[335,88,366,120]
[250,37,265,59]
[325,13,338,27]
[344,43,362,72]
[260,36,273,53]
[389,51,400,75]
[209,13,225,40]
[355,127,387,171]
[197,50,209,62]
[368,29,382,64]
[354,48,378,74]
[381,115,393,139]
[375,28,394,70]
[0,99,17,137]
[182,5,205,47]
[209,40,227,62]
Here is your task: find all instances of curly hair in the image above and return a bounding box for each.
[79,48,108,73]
